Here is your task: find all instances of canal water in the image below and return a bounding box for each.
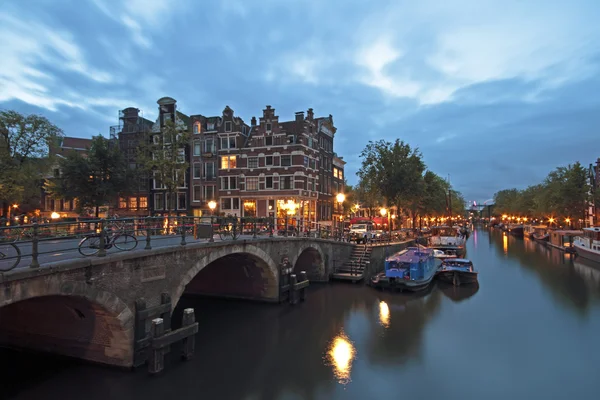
[2,227,600,400]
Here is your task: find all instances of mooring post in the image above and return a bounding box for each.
[181,308,196,360]
[148,318,165,374]
[289,274,297,305]
[299,271,307,302]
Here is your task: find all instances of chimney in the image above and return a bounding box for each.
[251,116,257,127]
[295,111,304,122]
[307,108,314,120]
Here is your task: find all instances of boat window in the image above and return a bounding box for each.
[351,224,366,230]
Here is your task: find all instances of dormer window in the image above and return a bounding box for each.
[266,122,272,132]
[207,122,215,131]
[225,121,232,132]
[193,122,201,134]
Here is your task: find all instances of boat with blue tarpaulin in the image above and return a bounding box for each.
[370,246,440,292]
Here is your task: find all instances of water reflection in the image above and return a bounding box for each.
[326,332,356,385]
[489,229,600,313]
[438,281,480,302]
[379,301,390,328]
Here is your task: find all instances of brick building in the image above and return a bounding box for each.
[107,98,343,223]
[332,154,346,220]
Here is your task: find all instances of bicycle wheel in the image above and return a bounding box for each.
[113,234,138,251]
[218,229,230,241]
[0,242,21,270]
[79,235,101,256]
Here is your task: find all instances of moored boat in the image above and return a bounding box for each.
[370,247,440,292]
[508,224,524,237]
[436,259,478,286]
[573,227,600,263]
[532,225,549,242]
[433,249,458,260]
[428,226,466,257]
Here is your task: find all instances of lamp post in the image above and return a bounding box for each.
[336,193,345,240]
[208,201,217,242]
[380,207,391,242]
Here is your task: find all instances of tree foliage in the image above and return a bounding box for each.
[0,110,63,210]
[136,120,190,214]
[492,162,591,222]
[45,135,129,217]
[356,139,464,224]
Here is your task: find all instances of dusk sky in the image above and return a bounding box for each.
[1,0,599,203]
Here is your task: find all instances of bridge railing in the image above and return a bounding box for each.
[0,216,361,272]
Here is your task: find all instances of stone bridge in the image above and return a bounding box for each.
[0,238,354,368]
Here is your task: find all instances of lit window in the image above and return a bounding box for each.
[119,197,127,208]
[221,155,237,169]
[139,197,148,209]
[128,197,137,210]
[193,122,201,134]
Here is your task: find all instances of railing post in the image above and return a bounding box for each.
[145,217,152,250]
[180,216,187,246]
[209,216,214,243]
[97,219,107,257]
[253,218,257,239]
[285,217,288,237]
[232,217,238,240]
[29,222,40,268]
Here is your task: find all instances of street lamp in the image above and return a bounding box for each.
[380,208,391,241]
[208,200,217,215]
[336,193,345,239]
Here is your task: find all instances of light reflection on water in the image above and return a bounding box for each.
[503,233,508,254]
[325,332,356,385]
[379,301,390,328]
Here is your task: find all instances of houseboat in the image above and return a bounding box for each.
[573,227,600,263]
[532,226,550,242]
[436,259,478,286]
[428,226,466,257]
[433,249,458,260]
[370,247,440,292]
[507,224,524,237]
[523,225,535,239]
[548,230,582,253]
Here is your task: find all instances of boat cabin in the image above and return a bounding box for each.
[431,226,458,237]
[441,258,475,271]
[549,230,583,250]
[384,247,433,280]
[583,227,600,241]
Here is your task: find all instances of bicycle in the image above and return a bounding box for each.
[0,240,21,270]
[78,229,138,256]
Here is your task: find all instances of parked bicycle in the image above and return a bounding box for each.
[78,229,138,256]
[0,240,20,270]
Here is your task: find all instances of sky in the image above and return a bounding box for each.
[1,0,599,203]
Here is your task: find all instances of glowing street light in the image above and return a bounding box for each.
[380,208,387,217]
[51,212,60,220]
[208,200,217,215]
[336,193,346,204]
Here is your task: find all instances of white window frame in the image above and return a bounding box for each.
[193,185,201,202]
[204,162,215,179]
[245,177,259,191]
[203,185,215,200]
[153,171,165,189]
[221,176,237,190]
[154,193,164,210]
[225,121,232,132]
[265,176,273,189]
[193,163,202,179]
[177,193,187,210]
[193,141,201,156]
[248,157,258,169]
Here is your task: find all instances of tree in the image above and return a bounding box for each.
[45,135,129,217]
[358,139,425,221]
[137,120,190,215]
[493,189,521,215]
[420,171,449,217]
[0,110,63,214]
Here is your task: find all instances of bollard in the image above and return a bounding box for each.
[148,318,165,374]
[269,217,274,238]
[253,218,257,239]
[29,222,40,268]
[285,217,289,237]
[299,271,307,302]
[181,308,196,360]
[97,219,107,257]
[289,274,297,305]
[209,216,214,243]
[180,216,187,246]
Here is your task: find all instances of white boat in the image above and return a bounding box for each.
[433,249,458,260]
[429,226,466,256]
[573,227,600,263]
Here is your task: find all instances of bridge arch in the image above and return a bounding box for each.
[174,244,280,306]
[0,282,133,367]
[291,244,326,281]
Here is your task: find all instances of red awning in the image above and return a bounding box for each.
[350,217,372,224]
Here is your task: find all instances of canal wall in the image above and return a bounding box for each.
[366,240,415,279]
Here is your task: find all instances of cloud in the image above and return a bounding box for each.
[0,12,113,111]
